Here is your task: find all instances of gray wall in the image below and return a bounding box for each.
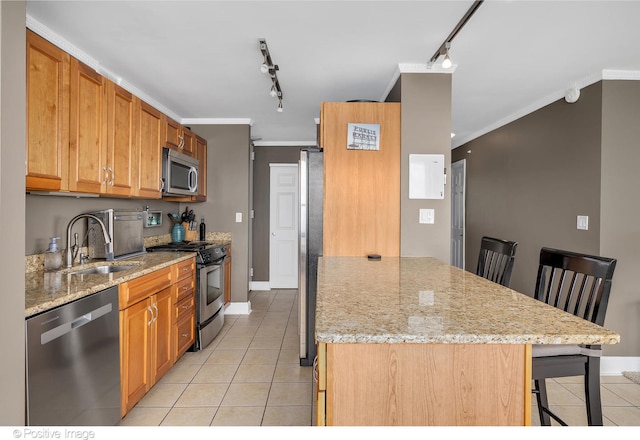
[191,124,252,304]
[251,146,304,282]
[452,81,640,356]
[399,73,452,260]
[452,82,602,297]
[0,0,26,424]
[600,80,640,356]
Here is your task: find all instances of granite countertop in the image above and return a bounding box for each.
[315,256,621,345]
[25,252,196,318]
[25,233,232,318]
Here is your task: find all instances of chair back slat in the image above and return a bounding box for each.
[534,248,616,326]
[476,236,518,288]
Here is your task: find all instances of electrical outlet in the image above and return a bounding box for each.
[419,209,435,224]
[577,215,589,230]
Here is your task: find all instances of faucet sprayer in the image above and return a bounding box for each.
[65,213,114,268]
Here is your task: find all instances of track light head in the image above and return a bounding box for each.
[277,100,283,112]
[441,42,452,68]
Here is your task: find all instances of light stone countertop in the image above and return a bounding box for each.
[315,256,621,345]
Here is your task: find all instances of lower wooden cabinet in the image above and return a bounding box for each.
[119,257,195,417]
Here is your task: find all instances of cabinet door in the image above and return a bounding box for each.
[120,298,151,417]
[26,30,70,191]
[181,126,195,157]
[151,287,175,384]
[136,99,163,198]
[68,58,107,193]
[164,116,181,150]
[194,134,207,201]
[105,81,136,196]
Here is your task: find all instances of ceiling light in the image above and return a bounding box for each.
[442,44,452,69]
[270,85,277,97]
[260,63,269,74]
[277,100,283,113]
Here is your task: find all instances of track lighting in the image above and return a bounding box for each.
[259,38,284,112]
[427,0,484,68]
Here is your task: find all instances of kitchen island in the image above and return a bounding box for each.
[314,256,620,426]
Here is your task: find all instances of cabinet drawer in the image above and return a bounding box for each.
[175,313,195,359]
[119,266,172,310]
[172,257,195,282]
[175,295,195,323]
[175,276,194,303]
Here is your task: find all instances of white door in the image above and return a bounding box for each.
[451,159,466,268]
[269,164,299,288]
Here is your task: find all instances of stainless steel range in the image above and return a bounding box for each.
[146,241,226,350]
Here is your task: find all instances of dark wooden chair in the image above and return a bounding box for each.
[476,236,518,287]
[531,247,617,426]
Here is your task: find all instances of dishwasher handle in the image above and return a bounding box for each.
[40,303,113,345]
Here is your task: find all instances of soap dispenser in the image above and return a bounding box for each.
[44,237,63,271]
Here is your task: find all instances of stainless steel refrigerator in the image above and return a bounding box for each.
[298,148,323,366]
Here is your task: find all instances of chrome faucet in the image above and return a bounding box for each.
[65,213,114,268]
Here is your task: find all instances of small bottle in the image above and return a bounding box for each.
[43,237,63,271]
[199,217,206,241]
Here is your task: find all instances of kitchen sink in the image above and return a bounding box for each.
[67,264,138,276]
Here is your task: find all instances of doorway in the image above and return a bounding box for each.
[451,159,466,268]
[269,164,299,288]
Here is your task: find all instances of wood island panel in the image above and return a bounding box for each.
[325,343,529,426]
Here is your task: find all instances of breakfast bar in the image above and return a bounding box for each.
[314,256,620,426]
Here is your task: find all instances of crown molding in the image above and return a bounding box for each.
[382,63,456,102]
[452,69,640,149]
[181,118,253,126]
[253,141,317,147]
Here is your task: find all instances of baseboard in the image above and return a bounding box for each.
[601,356,640,375]
[224,301,252,315]
[250,281,271,291]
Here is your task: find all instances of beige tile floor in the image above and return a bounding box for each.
[119,289,640,427]
[119,289,314,426]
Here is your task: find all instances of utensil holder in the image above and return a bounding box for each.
[183,222,198,241]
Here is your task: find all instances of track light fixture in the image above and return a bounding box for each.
[441,42,452,69]
[259,38,284,112]
[428,0,484,68]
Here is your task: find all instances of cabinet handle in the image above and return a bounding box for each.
[182,285,190,291]
[108,167,114,185]
[181,333,189,338]
[102,166,109,184]
[152,303,159,323]
[147,306,153,326]
[182,305,190,310]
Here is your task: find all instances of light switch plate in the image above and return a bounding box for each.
[236,212,242,223]
[577,215,588,230]
[419,208,435,224]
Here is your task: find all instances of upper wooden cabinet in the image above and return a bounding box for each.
[106,82,137,196]
[135,99,163,199]
[68,57,108,194]
[164,117,194,157]
[26,30,70,191]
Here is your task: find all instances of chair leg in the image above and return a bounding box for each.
[584,356,603,426]
[534,379,552,426]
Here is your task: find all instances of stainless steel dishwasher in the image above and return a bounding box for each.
[26,285,121,425]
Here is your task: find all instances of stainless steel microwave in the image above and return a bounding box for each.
[162,147,199,196]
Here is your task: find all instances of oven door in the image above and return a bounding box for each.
[199,261,224,323]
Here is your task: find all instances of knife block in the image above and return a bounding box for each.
[183,222,198,241]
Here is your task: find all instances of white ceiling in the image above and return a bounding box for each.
[26,1,640,148]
